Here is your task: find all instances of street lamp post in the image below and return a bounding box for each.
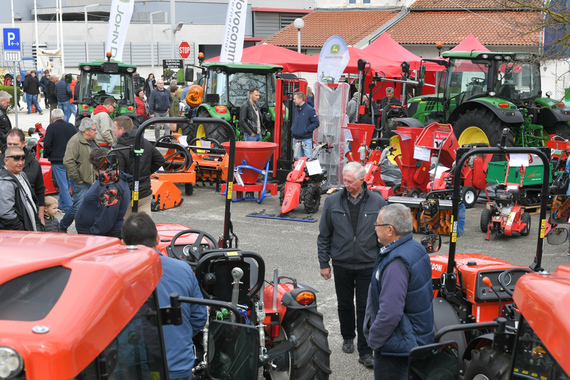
[294,18,305,54]
[150,11,162,75]
[84,4,98,62]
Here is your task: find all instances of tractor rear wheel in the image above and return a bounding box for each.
[480,208,492,233]
[303,183,321,214]
[462,185,477,208]
[521,212,531,236]
[463,346,511,380]
[546,121,570,141]
[186,109,230,143]
[454,108,515,149]
[265,308,331,380]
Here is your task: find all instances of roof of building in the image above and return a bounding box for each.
[387,11,540,46]
[409,0,509,10]
[262,9,401,48]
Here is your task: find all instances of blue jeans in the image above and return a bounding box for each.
[295,138,313,159]
[373,352,408,380]
[60,180,90,230]
[58,101,72,122]
[51,164,72,211]
[27,94,42,113]
[244,133,262,141]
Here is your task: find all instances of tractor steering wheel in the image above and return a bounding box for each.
[169,229,219,265]
[497,267,533,297]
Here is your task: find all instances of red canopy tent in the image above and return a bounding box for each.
[363,33,425,70]
[206,43,316,72]
[451,33,490,52]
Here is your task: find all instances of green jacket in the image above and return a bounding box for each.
[63,131,97,185]
[169,94,180,117]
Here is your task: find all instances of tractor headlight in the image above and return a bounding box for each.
[0,347,23,379]
[83,65,91,71]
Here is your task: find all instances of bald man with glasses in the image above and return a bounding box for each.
[0,146,42,231]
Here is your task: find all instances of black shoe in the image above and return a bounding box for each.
[342,339,354,354]
[60,228,67,233]
[359,353,374,368]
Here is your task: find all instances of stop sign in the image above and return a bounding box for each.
[179,41,191,59]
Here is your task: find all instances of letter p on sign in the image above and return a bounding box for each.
[179,41,191,59]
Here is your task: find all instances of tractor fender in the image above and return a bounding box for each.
[281,182,302,214]
[539,107,570,128]
[197,104,232,122]
[449,99,524,126]
[432,298,467,360]
[281,283,319,310]
[393,117,425,128]
[462,333,494,361]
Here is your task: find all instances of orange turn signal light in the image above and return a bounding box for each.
[498,103,509,109]
[295,291,315,306]
[215,106,227,114]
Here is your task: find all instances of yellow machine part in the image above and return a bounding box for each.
[388,135,400,165]
[411,208,453,235]
[457,127,490,147]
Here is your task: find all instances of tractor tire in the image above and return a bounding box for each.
[279,186,285,206]
[265,308,331,380]
[521,212,531,236]
[461,185,477,209]
[185,183,194,196]
[480,208,492,233]
[186,109,230,143]
[462,346,511,380]
[303,183,321,214]
[454,108,515,149]
[408,188,421,198]
[546,121,570,141]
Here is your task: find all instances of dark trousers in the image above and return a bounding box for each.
[374,352,408,380]
[333,265,373,356]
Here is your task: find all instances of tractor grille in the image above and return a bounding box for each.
[424,102,438,112]
[0,266,71,321]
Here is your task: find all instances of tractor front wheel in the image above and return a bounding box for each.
[521,212,531,236]
[455,108,515,149]
[265,308,331,380]
[480,208,492,233]
[303,183,321,214]
[463,346,511,380]
[187,109,230,143]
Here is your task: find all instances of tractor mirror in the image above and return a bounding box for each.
[185,68,194,82]
[419,65,426,81]
[208,320,259,379]
[408,341,459,380]
[546,227,568,245]
[421,234,441,254]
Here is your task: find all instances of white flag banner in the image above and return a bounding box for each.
[220,0,248,63]
[105,0,135,62]
[317,35,350,84]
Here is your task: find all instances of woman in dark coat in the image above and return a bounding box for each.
[143,73,156,99]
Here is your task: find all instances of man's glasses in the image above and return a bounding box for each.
[6,155,25,161]
[88,128,98,131]
[374,223,392,228]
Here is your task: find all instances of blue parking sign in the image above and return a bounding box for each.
[3,28,21,51]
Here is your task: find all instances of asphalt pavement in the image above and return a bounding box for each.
[10,109,570,379]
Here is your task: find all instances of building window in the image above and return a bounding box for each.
[363,0,370,3]
[349,0,356,3]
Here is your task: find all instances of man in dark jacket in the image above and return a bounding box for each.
[46,74,59,119]
[39,69,50,109]
[239,87,263,141]
[0,91,12,148]
[23,70,43,115]
[56,75,74,122]
[364,204,434,379]
[113,115,165,218]
[148,79,172,141]
[0,146,41,231]
[318,161,386,368]
[43,108,78,212]
[2,129,46,225]
[291,91,319,159]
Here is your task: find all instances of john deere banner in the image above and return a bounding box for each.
[105,0,135,61]
[220,0,248,63]
[317,35,350,84]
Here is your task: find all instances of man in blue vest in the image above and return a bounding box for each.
[364,203,434,379]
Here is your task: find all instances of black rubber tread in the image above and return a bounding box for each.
[279,308,331,380]
[185,109,230,143]
[520,212,531,236]
[279,187,285,206]
[462,346,511,380]
[185,183,194,196]
[461,185,477,209]
[454,108,515,149]
[408,188,421,197]
[480,208,492,233]
[545,121,570,140]
[303,183,321,214]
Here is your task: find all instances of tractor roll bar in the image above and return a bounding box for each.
[133,117,236,248]
[446,130,550,297]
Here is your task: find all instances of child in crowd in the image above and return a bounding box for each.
[44,196,61,232]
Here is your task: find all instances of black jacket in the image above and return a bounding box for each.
[55,79,72,102]
[0,167,40,231]
[46,81,58,105]
[39,75,50,93]
[114,130,166,198]
[239,100,263,136]
[0,147,45,207]
[23,75,40,95]
[0,104,12,147]
[43,119,78,164]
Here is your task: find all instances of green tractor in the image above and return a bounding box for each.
[185,62,283,143]
[406,51,570,148]
[75,54,139,128]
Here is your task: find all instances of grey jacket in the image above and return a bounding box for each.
[317,184,386,270]
[347,98,358,123]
